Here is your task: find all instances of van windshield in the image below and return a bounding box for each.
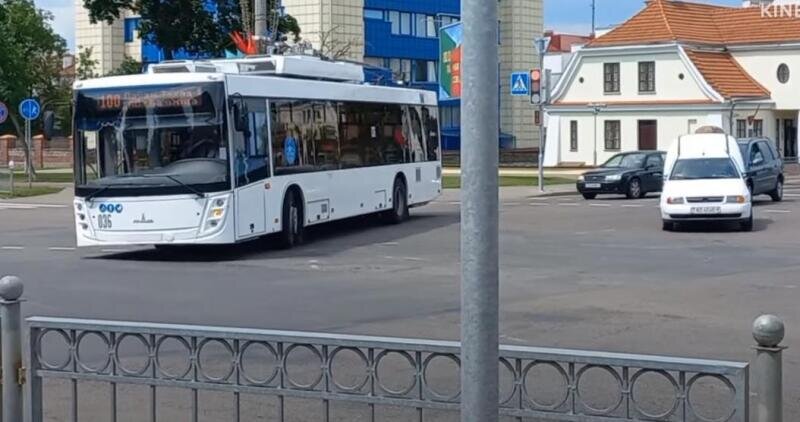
[670,158,740,180]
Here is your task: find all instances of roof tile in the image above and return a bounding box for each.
[683,50,770,99]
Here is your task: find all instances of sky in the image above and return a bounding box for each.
[41,0,747,52]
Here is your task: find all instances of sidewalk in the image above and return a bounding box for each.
[443,167,585,177]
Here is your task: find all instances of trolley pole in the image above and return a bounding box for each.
[460,0,499,421]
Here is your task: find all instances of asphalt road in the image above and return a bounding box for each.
[2,181,800,420]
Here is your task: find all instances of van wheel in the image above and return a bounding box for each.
[626,178,643,199]
[385,179,409,224]
[740,212,754,232]
[280,190,304,248]
[770,178,784,202]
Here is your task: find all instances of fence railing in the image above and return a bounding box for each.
[0,276,786,422]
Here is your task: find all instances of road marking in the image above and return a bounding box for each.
[100,248,128,253]
[783,193,800,197]
[589,203,611,207]
[764,209,791,214]
[446,201,460,205]
[403,257,426,262]
[0,203,67,209]
[621,204,642,208]
[1,246,24,250]
[48,247,75,251]
[558,203,579,207]
[529,202,549,206]
[379,242,399,246]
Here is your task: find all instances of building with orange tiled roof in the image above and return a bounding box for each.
[543,0,800,167]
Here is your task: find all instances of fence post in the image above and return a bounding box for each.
[752,314,785,422]
[0,276,24,422]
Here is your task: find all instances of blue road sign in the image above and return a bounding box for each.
[0,102,7,125]
[510,72,530,96]
[19,98,40,121]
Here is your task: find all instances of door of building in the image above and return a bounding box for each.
[638,120,657,150]
[783,119,797,160]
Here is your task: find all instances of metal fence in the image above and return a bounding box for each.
[26,317,751,422]
[0,276,785,422]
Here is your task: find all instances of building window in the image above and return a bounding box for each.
[736,119,747,139]
[437,15,459,31]
[638,61,655,93]
[414,60,436,82]
[389,11,400,34]
[426,16,437,37]
[604,63,620,93]
[570,120,578,151]
[414,14,426,37]
[778,64,790,84]
[389,58,412,82]
[751,119,763,137]
[364,9,383,20]
[400,12,411,35]
[124,18,140,43]
[604,120,621,150]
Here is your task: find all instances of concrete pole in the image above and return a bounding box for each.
[0,276,24,422]
[460,0,499,421]
[254,0,268,53]
[752,314,785,422]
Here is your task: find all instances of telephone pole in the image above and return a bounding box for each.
[591,0,597,36]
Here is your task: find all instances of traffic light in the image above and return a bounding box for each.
[530,69,542,105]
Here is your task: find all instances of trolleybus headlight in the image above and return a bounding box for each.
[215,198,225,207]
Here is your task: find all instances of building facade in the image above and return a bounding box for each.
[544,0,800,167]
[76,0,544,148]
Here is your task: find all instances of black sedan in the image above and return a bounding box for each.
[576,151,666,199]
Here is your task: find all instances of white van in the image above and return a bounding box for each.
[660,128,752,231]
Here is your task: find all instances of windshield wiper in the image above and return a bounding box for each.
[85,185,112,202]
[162,174,206,199]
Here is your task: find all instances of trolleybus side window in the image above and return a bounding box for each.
[271,100,441,175]
[404,106,425,163]
[271,100,317,175]
[233,98,269,187]
[422,106,440,161]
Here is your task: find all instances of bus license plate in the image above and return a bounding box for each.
[585,183,601,189]
[690,206,721,214]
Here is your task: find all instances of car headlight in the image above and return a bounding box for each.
[666,197,685,204]
[726,195,746,204]
[605,174,622,181]
[577,175,585,182]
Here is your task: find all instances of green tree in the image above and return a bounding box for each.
[105,56,142,76]
[76,46,99,80]
[0,0,67,176]
[83,0,301,59]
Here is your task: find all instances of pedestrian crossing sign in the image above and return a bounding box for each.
[510,72,530,96]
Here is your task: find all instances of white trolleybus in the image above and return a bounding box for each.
[72,56,442,248]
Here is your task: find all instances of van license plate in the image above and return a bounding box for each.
[691,206,721,214]
[585,183,601,189]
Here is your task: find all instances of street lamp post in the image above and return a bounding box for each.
[460,0,499,421]
[588,103,606,166]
